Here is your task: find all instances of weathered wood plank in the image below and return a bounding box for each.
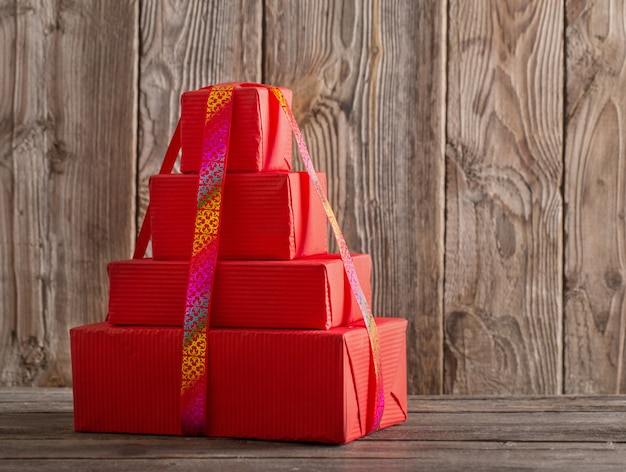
[0,0,138,387]
[0,387,73,412]
[376,411,626,442]
[564,0,626,393]
[409,395,626,413]
[445,0,564,394]
[5,409,626,443]
[5,388,626,414]
[137,0,262,239]
[1,454,626,472]
[4,438,626,460]
[0,387,73,403]
[0,0,19,390]
[3,391,626,471]
[263,0,446,394]
[4,409,626,471]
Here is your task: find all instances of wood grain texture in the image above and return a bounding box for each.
[3,454,624,472]
[0,0,19,391]
[564,0,626,393]
[263,0,446,394]
[4,0,626,395]
[445,0,564,394]
[137,0,262,237]
[4,390,626,472]
[7,387,626,414]
[0,0,137,386]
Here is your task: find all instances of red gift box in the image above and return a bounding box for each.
[181,85,292,173]
[150,172,328,260]
[70,318,407,443]
[106,254,372,329]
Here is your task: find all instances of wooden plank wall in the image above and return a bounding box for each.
[564,0,626,394]
[0,0,138,386]
[445,0,563,394]
[0,0,624,396]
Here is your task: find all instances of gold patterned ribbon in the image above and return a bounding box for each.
[179,85,235,435]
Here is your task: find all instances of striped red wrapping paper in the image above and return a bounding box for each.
[150,172,328,261]
[106,254,372,330]
[180,85,293,173]
[70,82,408,443]
[70,318,407,444]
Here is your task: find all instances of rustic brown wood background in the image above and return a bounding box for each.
[0,0,623,396]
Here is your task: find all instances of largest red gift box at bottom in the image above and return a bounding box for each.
[70,318,407,444]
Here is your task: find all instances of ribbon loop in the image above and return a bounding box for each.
[133,120,182,260]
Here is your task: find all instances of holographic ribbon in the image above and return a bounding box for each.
[267,86,385,433]
[179,85,235,435]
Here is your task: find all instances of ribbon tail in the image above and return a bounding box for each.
[268,86,385,432]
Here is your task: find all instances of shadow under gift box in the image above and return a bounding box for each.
[70,318,407,443]
[150,172,328,260]
[106,255,371,330]
[181,86,292,173]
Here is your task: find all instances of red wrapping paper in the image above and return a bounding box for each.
[181,86,292,173]
[150,172,328,260]
[70,318,407,443]
[107,255,371,330]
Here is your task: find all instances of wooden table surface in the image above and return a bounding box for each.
[2,388,626,471]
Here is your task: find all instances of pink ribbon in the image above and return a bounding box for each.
[267,86,385,433]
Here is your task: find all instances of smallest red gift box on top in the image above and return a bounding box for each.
[150,172,328,260]
[181,85,292,173]
[70,318,408,443]
[107,254,372,330]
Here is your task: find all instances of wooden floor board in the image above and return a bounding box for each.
[3,438,626,459]
[2,453,626,472]
[2,389,626,471]
[409,395,626,413]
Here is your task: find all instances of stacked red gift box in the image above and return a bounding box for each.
[70,84,407,444]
